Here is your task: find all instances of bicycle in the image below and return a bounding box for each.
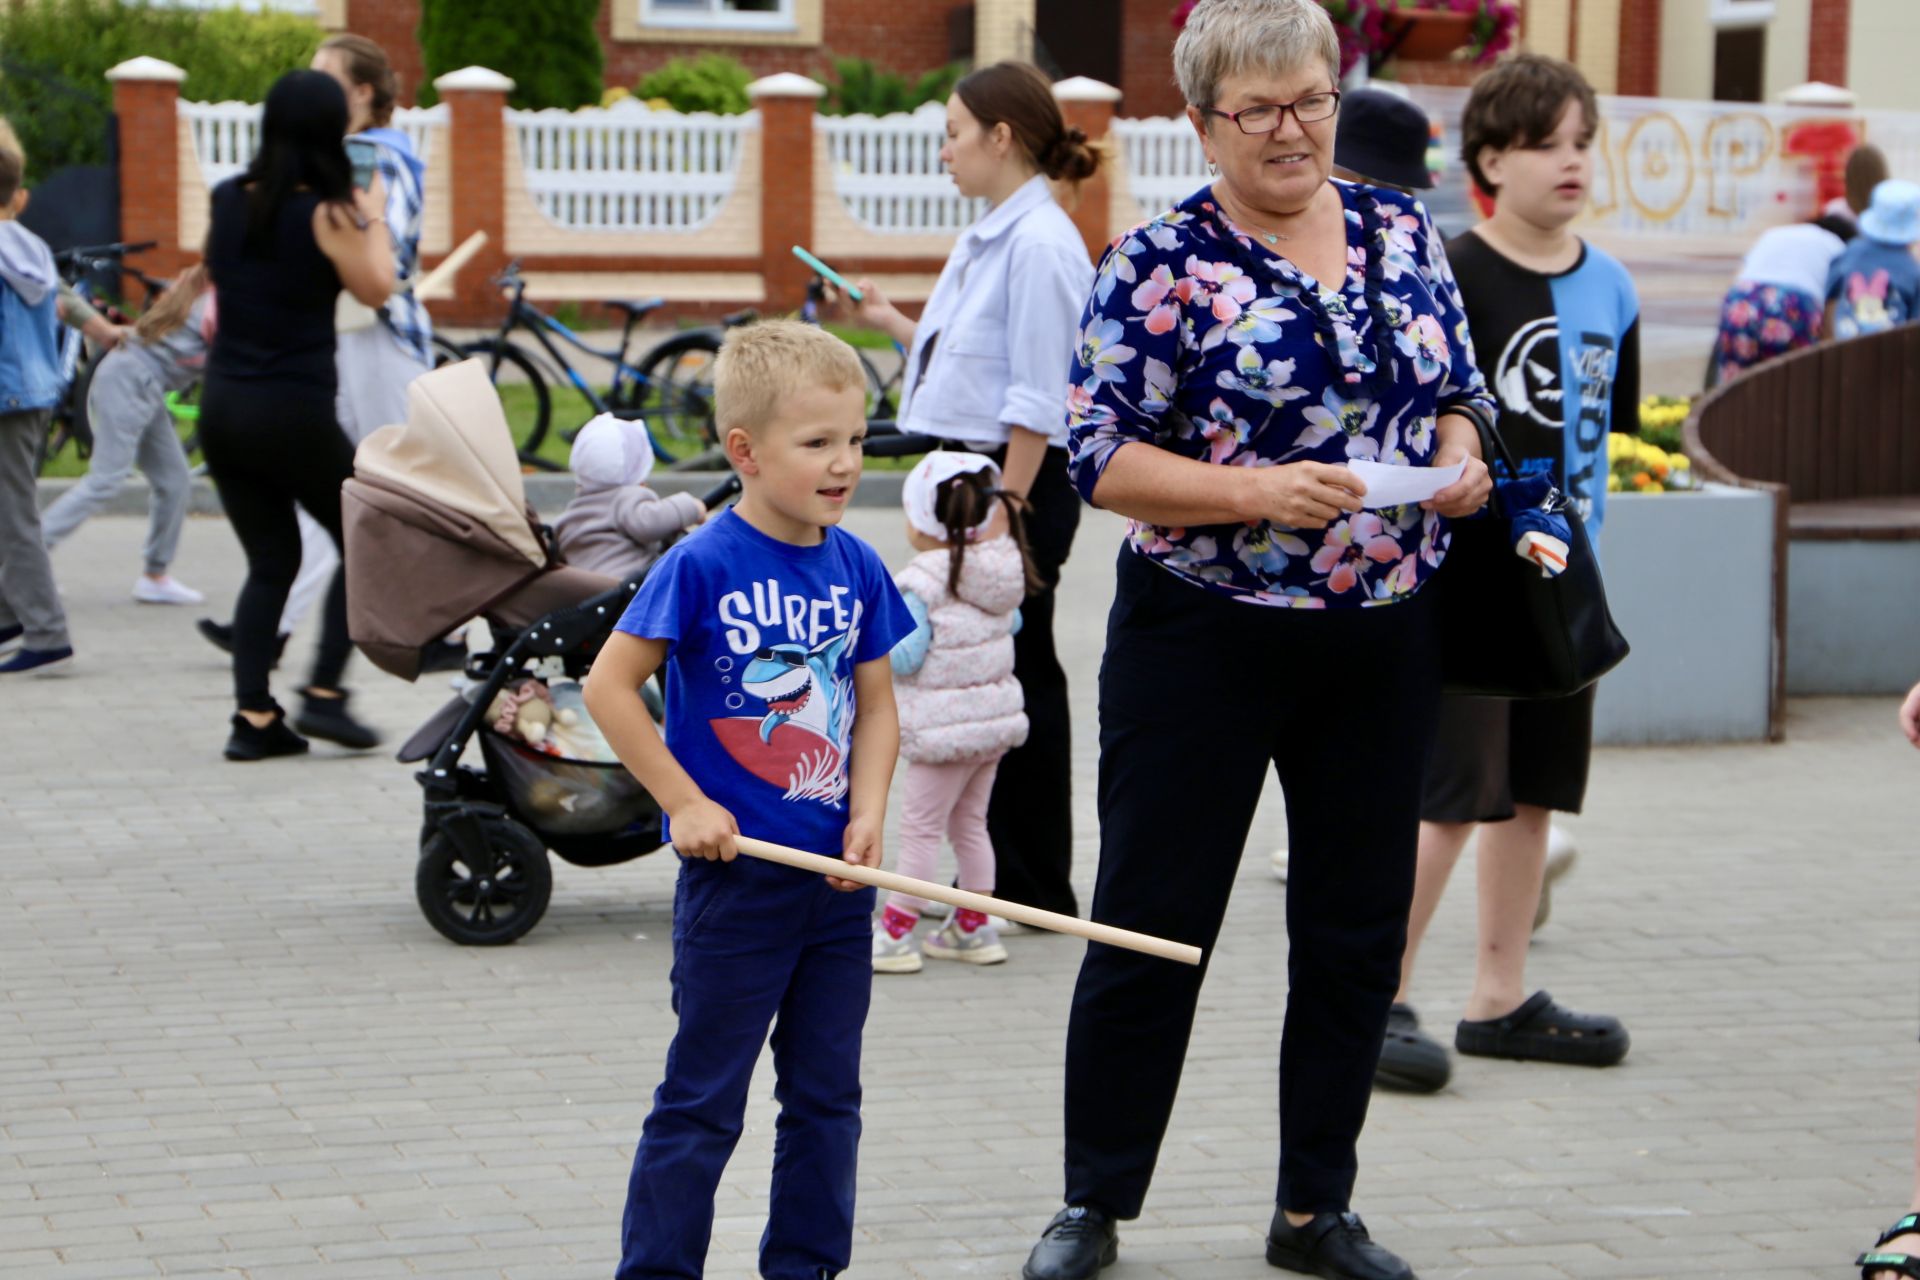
[459,262,737,470]
[714,275,906,422]
[37,240,166,475]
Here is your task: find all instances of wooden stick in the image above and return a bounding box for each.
[733,835,1202,966]
[412,231,489,301]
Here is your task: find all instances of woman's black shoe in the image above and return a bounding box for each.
[1266,1210,1416,1280]
[224,710,310,761]
[294,690,381,751]
[1373,1003,1452,1093]
[1022,1205,1118,1280]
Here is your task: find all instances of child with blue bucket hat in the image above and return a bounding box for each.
[1825,178,1920,340]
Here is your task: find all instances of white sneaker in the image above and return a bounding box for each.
[871,921,922,974]
[1533,826,1580,933]
[924,916,1008,966]
[1270,846,1289,883]
[133,576,205,605]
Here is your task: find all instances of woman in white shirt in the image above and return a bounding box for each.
[1710,218,1848,386]
[852,61,1102,918]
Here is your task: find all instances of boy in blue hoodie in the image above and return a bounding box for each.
[0,145,74,675]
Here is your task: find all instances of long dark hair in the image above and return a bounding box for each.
[240,70,353,252]
[934,469,1045,597]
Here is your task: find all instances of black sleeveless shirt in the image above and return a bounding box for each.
[205,178,342,393]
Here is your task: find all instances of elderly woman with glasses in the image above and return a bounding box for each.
[1019,3,1494,1280]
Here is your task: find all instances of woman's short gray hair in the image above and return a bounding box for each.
[1174,0,1342,110]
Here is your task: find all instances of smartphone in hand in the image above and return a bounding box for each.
[346,138,378,193]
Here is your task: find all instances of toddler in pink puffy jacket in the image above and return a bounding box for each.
[871,452,1041,974]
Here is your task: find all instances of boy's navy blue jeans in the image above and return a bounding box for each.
[617,853,874,1280]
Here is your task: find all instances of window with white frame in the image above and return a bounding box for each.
[640,0,795,31]
[1710,0,1776,26]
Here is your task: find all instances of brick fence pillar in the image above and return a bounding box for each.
[749,73,826,312]
[434,66,514,325]
[1052,77,1121,263]
[105,56,187,280]
[1809,0,1852,88]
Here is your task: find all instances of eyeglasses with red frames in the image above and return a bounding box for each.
[1201,91,1342,135]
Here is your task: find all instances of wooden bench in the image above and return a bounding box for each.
[1684,322,1920,734]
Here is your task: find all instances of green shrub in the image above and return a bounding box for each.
[0,0,323,179]
[818,57,966,117]
[416,0,601,111]
[631,54,753,115]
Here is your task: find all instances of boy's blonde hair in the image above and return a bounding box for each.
[713,318,866,435]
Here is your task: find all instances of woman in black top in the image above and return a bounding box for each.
[201,70,394,760]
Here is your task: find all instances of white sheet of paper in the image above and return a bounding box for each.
[1347,459,1465,510]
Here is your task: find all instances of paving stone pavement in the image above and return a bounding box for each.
[4,506,1916,1279]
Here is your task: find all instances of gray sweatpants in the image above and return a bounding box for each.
[0,407,71,650]
[41,355,192,576]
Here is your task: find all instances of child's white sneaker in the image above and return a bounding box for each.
[871,920,922,974]
[924,916,1008,966]
[133,575,205,605]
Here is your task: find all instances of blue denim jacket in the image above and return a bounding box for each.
[0,222,62,413]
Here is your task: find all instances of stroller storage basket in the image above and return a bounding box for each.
[478,730,657,837]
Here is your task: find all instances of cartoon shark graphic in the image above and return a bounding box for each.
[741,633,852,746]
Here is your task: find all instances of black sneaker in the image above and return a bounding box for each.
[294,690,381,751]
[1022,1205,1118,1280]
[224,710,310,761]
[198,619,288,668]
[1373,1003,1451,1093]
[1266,1210,1416,1280]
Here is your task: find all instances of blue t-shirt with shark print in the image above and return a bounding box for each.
[614,508,914,855]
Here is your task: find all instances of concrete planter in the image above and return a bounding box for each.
[1592,483,1774,744]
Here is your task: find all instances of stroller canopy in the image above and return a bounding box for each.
[354,358,546,567]
[344,358,557,680]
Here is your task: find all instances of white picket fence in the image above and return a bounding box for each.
[509,99,755,232]
[1112,116,1209,222]
[818,102,986,234]
[180,99,446,191]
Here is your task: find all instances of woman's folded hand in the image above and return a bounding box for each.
[1243,461,1367,529]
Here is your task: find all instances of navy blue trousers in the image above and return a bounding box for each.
[617,855,874,1279]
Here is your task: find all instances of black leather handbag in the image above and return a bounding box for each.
[1436,415,1630,699]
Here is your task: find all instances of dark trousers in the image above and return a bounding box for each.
[1063,549,1442,1217]
[979,445,1081,915]
[199,376,355,712]
[618,856,874,1279]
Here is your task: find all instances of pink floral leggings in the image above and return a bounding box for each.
[885,754,1004,915]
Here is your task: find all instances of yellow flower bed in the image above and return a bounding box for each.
[1608,432,1693,494]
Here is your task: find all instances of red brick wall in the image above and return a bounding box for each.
[604,0,963,88]
[1616,0,1660,98]
[342,0,427,108]
[1808,0,1851,87]
[344,0,964,104]
[1122,0,1185,118]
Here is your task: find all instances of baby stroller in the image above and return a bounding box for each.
[344,359,931,946]
[343,359,722,945]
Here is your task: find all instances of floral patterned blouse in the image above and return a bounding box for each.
[1065,181,1497,609]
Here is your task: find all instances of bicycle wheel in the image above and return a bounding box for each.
[431,334,468,369]
[36,358,98,476]
[858,351,897,420]
[459,339,550,457]
[634,332,721,460]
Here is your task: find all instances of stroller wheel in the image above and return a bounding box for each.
[416,821,553,945]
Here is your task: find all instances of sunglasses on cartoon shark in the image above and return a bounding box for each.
[755,647,808,667]
[1202,91,1342,135]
